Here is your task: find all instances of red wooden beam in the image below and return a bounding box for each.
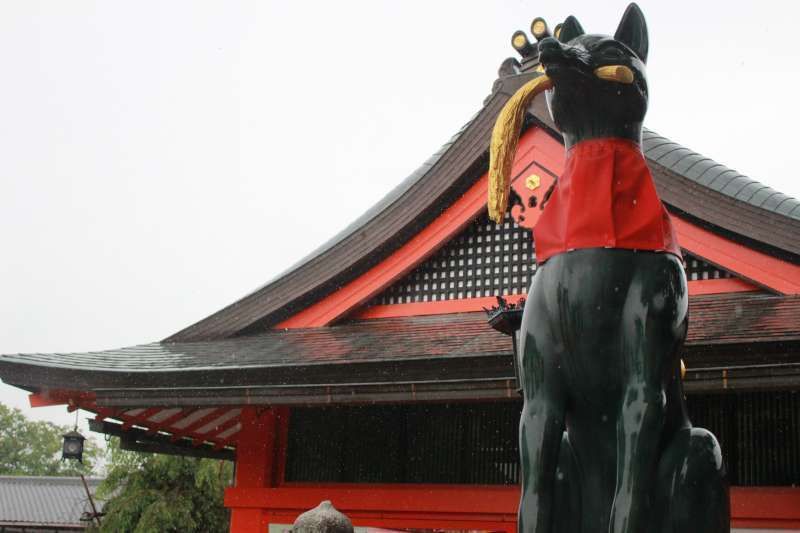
[226,485,519,515]
[353,277,759,320]
[190,414,243,447]
[80,401,123,422]
[687,277,759,296]
[272,407,291,486]
[354,294,525,320]
[209,417,242,449]
[229,407,279,532]
[225,485,800,530]
[164,409,245,449]
[29,390,96,408]
[168,408,224,443]
[673,215,800,295]
[121,407,163,431]
[143,408,195,435]
[87,403,238,449]
[730,486,800,527]
[276,128,559,329]
[84,402,238,449]
[91,404,196,435]
[182,409,240,447]
[212,435,240,451]
[186,408,239,437]
[265,511,516,533]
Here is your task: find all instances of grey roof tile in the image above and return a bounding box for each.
[1,314,512,373]
[643,140,681,160]
[683,159,722,181]
[705,169,740,190]
[670,153,710,175]
[776,197,799,216]
[3,293,798,379]
[696,165,731,187]
[735,182,767,201]
[643,128,800,221]
[762,192,792,212]
[0,476,103,527]
[719,176,756,197]
[751,188,779,207]
[654,146,693,168]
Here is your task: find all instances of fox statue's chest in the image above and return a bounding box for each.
[531,137,681,265]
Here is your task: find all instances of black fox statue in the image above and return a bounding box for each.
[490,5,731,533]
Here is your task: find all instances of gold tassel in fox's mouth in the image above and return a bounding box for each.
[487,74,553,223]
[487,64,635,224]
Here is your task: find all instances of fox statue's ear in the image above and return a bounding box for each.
[614,3,648,63]
[558,16,585,43]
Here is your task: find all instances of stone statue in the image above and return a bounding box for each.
[292,501,353,533]
[488,5,730,532]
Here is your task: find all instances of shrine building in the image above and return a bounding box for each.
[2,19,800,533]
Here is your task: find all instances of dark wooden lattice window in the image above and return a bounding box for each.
[687,390,800,486]
[683,251,733,281]
[369,212,535,305]
[286,392,799,487]
[286,402,521,485]
[368,219,740,307]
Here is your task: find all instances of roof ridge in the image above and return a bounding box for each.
[236,112,482,304]
[641,128,800,221]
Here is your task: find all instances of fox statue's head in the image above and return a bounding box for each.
[538,4,649,149]
[486,3,652,222]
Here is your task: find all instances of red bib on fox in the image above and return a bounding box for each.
[534,138,681,264]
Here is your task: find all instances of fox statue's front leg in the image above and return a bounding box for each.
[517,249,690,533]
[517,281,567,533]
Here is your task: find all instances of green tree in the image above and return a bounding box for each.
[95,438,233,533]
[0,402,100,476]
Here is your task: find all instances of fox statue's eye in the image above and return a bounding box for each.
[603,47,625,59]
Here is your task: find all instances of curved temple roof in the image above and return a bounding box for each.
[165,74,546,342]
[164,63,800,342]
[245,114,481,302]
[2,293,798,406]
[642,130,800,219]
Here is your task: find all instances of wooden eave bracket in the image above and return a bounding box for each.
[672,215,800,295]
[29,389,96,408]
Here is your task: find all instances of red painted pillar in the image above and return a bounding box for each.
[228,407,281,533]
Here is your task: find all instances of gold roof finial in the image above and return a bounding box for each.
[531,17,550,40]
[511,30,536,58]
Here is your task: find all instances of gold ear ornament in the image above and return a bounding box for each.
[594,65,635,84]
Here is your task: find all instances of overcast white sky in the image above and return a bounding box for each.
[1,1,799,433]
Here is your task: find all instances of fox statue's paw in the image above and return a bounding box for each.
[653,427,730,533]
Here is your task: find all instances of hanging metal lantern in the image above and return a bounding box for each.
[484,296,525,394]
[62,430,86,463]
